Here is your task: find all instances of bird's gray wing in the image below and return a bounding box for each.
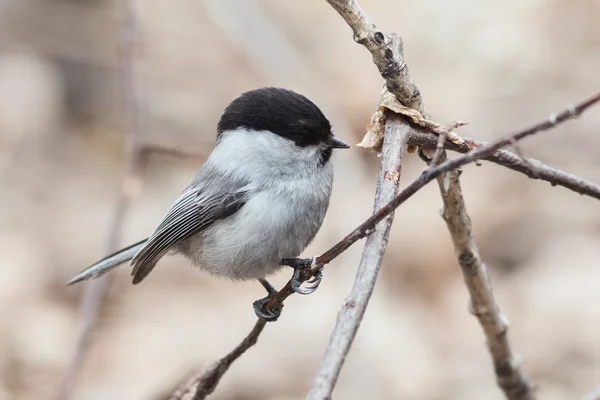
[130,177,249,284]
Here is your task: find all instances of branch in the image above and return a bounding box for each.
[325,0,424,112]
[326,2,566,396]
[408,130,600,201]
[170,320,267,400]
[302,92,598,397]
[317,1,600,397]
[436,167,534,399]
[56,2,144,398]
[313,70,599,270]
[308,113,410,399]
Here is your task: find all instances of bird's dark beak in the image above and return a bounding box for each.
[330,136,350,149]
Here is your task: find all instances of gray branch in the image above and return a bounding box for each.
[308,113,409,399]
[311,1,575,399]
[409,130,600,201]
[436,167,535,399]
[324,0,424,112]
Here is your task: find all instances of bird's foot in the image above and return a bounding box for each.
[253,297,283,322]
[253,278,283,322]
[281,257,323,295]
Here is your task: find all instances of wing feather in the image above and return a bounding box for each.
[130,181,248,284]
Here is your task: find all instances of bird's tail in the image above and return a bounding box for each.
[66,239,148,285]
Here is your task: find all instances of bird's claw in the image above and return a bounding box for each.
[253,296,283,322]
[291,265,323,295]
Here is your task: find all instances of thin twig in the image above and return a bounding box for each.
[56,1,144,398]
[429,130,448,166]
[428,121,468,167]
[407,130,600,201]
[436,167,534,400]
[508,138,541,177]
[308,112,410,399]
[317,2,598,396]
[170,320,267,400]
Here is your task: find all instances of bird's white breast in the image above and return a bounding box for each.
[182,128,334,280]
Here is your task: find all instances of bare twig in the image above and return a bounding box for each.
[56,2,144,399]
[313,94,600,281]
[429,130,449,167]
[308,113,409,399]
[436,168,534,399]
[508,138,540,176]
[407,130,600,201]
[170,320,267,400]
[427,121,468,167]
[339,0,545,386]
[304,96,599,398]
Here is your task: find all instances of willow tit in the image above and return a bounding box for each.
[67,87,349,321]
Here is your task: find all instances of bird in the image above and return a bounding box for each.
[67,87,349,321]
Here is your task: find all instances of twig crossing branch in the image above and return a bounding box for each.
[307,113,410,399]
[408,130,600,201]
[324,0,424,113]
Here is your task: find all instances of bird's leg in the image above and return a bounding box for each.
[259,278,277,296]
[253,278,283,322]
[281,257,323,295]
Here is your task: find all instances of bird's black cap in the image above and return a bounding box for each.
[217,87,340,148]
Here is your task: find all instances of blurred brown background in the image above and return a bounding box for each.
[0,0,599,399]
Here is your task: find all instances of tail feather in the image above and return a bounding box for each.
[66,239,148,285]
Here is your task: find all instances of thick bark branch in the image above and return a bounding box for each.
[436,168,535,400]
[315,2,598,399]
[308,113,410,399]
[325,0,424,112]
